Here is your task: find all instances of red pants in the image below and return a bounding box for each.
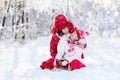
[70,59,86,70]
[40,57,54,69]
[40,59,86,70]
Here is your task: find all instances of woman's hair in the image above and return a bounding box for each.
[57,30,64,36]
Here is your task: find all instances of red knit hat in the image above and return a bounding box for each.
[51,14,75,34]
[75,28,89,40]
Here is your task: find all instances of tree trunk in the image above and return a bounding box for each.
[2,17,6,26]
[14,16,20,40]
[2,0,12,27]
[21,11,25,40]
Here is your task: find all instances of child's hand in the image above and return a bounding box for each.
[78,44,84,49]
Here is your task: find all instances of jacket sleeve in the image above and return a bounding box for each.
[50,34,60,57]
[55,37,66,60]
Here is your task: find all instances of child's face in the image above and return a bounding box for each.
[62,27,69,34]
[70,31,79,42]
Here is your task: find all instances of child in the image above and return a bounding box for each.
[54,28,89,71]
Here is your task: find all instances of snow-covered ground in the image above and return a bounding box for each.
[0,36,120,80]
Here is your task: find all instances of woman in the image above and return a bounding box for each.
[40,14,75,70]
[50,14,75,58]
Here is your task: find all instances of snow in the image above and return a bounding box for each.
[0,0,120,79]
[0,36,120,80]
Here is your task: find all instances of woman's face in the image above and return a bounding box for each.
[62,27,69,34]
